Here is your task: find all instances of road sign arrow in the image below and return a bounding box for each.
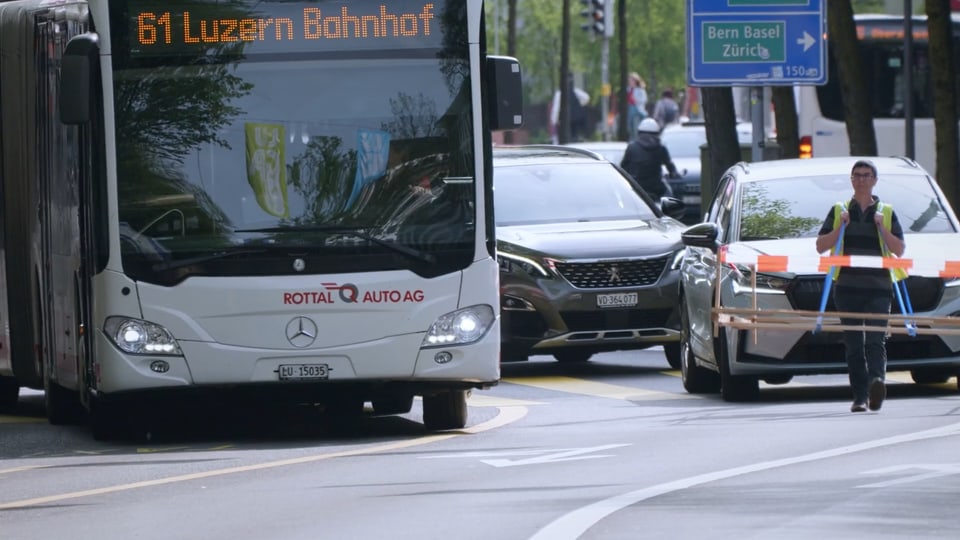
[481,444,630,468]
[797,31,815,52]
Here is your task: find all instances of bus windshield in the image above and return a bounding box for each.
[108,0,475,283]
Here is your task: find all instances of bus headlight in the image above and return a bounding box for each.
[422,305,495,348]
[104,317,183,356]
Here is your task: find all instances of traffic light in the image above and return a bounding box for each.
[579,0,609,37]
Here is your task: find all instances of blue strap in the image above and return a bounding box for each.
[892,273,916,337]
[814,220,845,334]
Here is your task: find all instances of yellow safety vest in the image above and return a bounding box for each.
[830,201,907,282]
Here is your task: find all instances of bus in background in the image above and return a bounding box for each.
[0,0,522,438]
[796,14,960,174]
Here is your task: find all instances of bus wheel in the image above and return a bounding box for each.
[0,376,18,413]
[371,394,414,416]
[422,390,467,431]
[44,373,83,425]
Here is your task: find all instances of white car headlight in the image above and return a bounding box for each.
[104,317,183,355]
[422,305,495,348]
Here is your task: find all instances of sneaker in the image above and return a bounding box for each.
[868,378,886,411]
[850,401,867,413]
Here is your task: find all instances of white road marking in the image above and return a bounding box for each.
[503,376,693,401]
[481,444,630,468]
[0,406,528,509]
[859,463,960,488]
[422,444,631,468]
[529,421,960,540]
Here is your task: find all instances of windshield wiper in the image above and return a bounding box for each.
[151,249,268,272]
[234,226,437,265]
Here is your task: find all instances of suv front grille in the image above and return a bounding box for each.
[554,256,670,289]
[787,276,944,312]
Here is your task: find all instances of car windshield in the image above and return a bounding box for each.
[493,162,658,225]
[661,130,706,158]
[738,174,955,240]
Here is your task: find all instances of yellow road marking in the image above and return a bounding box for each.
[888,372,912,383]
[0,465,46,475]
[502,376,693,401]
[0,415,44,424]
[136,447,191,454]
[0,405,527,510]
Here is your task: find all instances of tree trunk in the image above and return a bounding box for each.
[503,0,518,144]
[826,0,877,156]
[771,87,799,159]
[701,87,741,199]
[616,0,629,141]
[558,0,571,144]
[926,0,960,209]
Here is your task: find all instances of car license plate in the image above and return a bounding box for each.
[278,364,329,381]
[682,195,701,205]
[596,292,638,308]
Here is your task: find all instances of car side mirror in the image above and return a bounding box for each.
[659,196,686,220]
[681,222,720,252]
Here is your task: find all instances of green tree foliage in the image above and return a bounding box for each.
[492,0,916,143]
[381,93,442,139]
[490,0,697,140]
[287,136,357,223]
[740,185,822,240]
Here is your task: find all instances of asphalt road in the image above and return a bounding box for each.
[2,348,959,540]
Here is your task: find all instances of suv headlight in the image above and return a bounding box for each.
[730,264,790,295]
[497,251,551,278]
[422,305,495,348]
[104,317,183,355]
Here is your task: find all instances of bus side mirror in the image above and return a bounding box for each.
[485,55,523,131]
[60,33,100,125]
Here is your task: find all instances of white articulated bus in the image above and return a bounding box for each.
[0,0,522,438]
[796,14,960,174]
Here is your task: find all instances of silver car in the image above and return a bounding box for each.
[679,156,960,401]
[494,145,688,367]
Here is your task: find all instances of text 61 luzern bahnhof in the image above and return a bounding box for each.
[135,4,436,47]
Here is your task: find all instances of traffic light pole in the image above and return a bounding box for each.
[601,34,610,141]
[580,0,614,141]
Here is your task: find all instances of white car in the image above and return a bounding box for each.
[679,156,960,401]
[562,141,627,164]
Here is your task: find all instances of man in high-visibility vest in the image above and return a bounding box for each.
[815,159,906,413]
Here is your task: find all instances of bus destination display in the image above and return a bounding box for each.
[129,1,442,56]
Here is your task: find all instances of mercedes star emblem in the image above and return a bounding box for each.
[285,316,318,348]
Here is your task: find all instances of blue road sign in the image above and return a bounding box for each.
[687,0,827,86]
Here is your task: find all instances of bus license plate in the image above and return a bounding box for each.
[278,364,329,381]
[596,293,638,308]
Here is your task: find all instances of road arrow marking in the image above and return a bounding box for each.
[797,31,815,52]
[858,463,960,488]
[482,444,629,467]
[422,444,630,468]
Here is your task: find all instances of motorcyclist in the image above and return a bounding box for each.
[620,118,681,200]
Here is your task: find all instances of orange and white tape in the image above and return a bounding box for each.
[718,248,960,278]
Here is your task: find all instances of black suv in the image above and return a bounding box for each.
[493,145,687,368]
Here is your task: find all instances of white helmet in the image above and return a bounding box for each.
[637,118,661,133]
